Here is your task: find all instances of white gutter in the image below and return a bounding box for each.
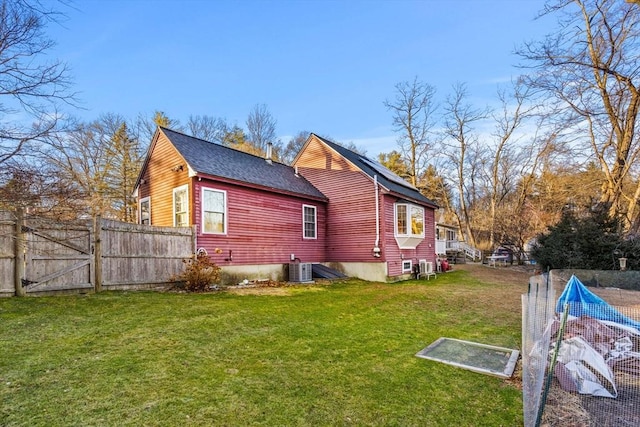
[373,175,381,257]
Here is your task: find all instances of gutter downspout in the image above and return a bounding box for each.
[373,175,381,257]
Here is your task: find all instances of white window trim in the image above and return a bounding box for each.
[394,202,425,250]
[201,187,227,235]
[139,196,151,225]
[394,203,425,238]
[173,184,189,227]
[402,260,413,273]
[302,204,317,240]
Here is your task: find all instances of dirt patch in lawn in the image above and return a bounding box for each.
[453,262,536,286]
[455,262,640,308]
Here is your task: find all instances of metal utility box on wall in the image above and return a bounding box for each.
[289,263,312,282]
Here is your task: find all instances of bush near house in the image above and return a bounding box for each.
[171,252,221,292]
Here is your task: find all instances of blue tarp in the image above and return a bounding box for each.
[557,275,640,331]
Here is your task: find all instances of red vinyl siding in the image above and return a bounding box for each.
[296,136,380,262]
[296,135,436,270]
[194,179,326,266]
[299,168,377,262]
[382,195,436,277]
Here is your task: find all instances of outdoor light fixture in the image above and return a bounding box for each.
[619,257,627,271]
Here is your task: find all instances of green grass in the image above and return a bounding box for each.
[0,269,526,426]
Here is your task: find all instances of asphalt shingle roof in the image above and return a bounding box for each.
[161,127,327,200]
[311,134,438,207]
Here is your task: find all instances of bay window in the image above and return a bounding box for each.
[395,202,425,249]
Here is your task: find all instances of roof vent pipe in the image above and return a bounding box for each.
[266,142,273,164]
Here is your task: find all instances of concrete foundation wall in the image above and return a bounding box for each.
[220,261,407,285]
[220,264,285,285]
[323,261,388,282]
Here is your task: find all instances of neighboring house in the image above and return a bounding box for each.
[435,209,460,257]
[436,222,459,256]
[435,210,482,263]
[293,133,439,282]
[133,127,328,283]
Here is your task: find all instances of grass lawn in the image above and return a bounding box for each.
[0,266,528,426]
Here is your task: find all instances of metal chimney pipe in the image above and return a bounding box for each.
[266,142,273,164]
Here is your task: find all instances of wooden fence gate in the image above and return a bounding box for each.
[22,216,94,294]
[0,210,194,297]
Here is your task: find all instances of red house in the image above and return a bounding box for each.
[134,128,438,283]
[294,134,438,281]
[133,127,328,283]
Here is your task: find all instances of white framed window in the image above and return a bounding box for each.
[139,196,151,225]
[395,203,425,237]
[303,204,317,239]
[173,185,189,227]
[394,202,426,249]
[202,187,227,234]
[402,260,413,273]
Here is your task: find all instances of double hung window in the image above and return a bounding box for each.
[173,185,189,227]
[139,197,151,225]
[202,188,226,234]
[303,205,317,239]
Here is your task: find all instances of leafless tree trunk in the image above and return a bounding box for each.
[246,103,278,156]
[518,0,640,231]
[186,115,229,144]
[441,83,489,248]
[42,114,141,220]
[384,77,437,187]
[0,0,75,165]
[484,81,536,247]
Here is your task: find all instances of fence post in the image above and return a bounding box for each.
[93,215,102,292]
[14,208,25,297]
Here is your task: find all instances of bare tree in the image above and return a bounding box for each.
[134,110,182,147]
[0,0,75,165]
[483,80,537,247]
[246,103,277,156]
[280,130,310,165]
[43,114,142,220]
[518,0,640,230]
[0,158,84,219]
[186,114,229,144]
[384,77,437,187]
[441,83,489,248]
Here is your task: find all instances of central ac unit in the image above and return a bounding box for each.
[289,262,312,282]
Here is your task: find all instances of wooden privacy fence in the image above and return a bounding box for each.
[0,210,195,297]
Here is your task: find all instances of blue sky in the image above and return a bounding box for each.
[49,0,555,155]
